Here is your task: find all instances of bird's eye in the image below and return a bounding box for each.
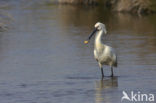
[97,26,101,30]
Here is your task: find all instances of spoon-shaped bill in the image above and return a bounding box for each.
[84,28,98,44]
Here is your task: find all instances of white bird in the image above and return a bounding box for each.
[84,22,117,78]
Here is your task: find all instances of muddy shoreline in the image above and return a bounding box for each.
[58,0,156,14]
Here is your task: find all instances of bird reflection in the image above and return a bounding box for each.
[95,77,118,103]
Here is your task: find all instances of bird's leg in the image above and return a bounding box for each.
[101,67,104,79]
[111,66,114,77]
[99,63,104,79]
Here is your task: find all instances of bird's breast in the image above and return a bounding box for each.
[95,40,103,51]
[94,46,104,60]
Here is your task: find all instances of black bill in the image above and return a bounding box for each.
[84,28,98,44]
[88,28,98,40]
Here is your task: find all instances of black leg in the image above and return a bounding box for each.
[101,67,104,79]
[111,67,114,77]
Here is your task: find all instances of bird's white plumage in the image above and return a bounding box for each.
[85,22,117,77]
[93,22,117,77]
[94,45,117,66]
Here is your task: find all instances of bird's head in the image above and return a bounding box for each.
[84,22,107,44]
[95,22,107,34]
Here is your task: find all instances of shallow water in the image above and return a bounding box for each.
[0,1,156,103]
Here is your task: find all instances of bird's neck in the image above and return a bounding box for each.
[94,30,105,50]
[95,30,103,45]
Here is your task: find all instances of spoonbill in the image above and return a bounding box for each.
[84,22,117,78]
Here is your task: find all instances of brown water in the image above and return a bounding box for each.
[0,1,156,103]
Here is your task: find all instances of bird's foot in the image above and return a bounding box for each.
[111,74,114,77]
